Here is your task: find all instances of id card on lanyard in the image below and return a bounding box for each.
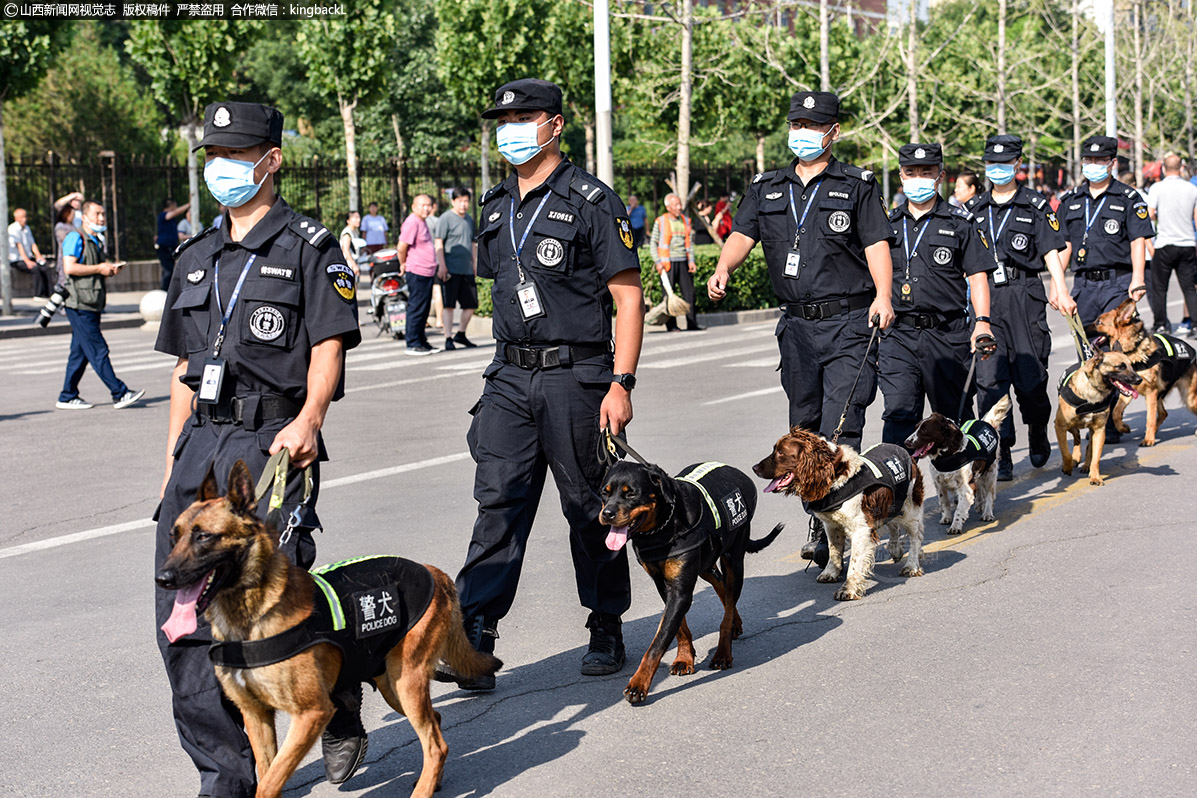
[1077,195,1106,264]
[785,181,822,279]
[198,254,257,405]
[510,195,551,321]
[988,206,1014,285]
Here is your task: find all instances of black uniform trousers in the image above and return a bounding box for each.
[1148,245,1197,328]
[775,306,877,452]
[976,275,1053,446]
[457,360,632,623]
[663,258,699,331]
[879,315,973,445]
[154,410,319,798]
[1073,269,1133,328]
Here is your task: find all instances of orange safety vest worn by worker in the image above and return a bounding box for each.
[655,213,692,269]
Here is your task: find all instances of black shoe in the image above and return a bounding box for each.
[581,612,625,675]
[453,331,479,348]
[321,682,367,784]
[685,324,705,331]
[434,615,498,691]
[997,444,1014,482]
[1028,424,1051,468]
[444,337,456,351]
[800,517,828,567]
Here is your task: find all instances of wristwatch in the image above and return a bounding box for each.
[612,373,637,391]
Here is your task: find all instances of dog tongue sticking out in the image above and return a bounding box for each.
[763,472,794,494]
[605,526,629,551]
[161,571,211,643]
[913,443,934,460]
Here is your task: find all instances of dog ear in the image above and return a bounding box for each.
[1116,300,1137,326]
[648,464,676,506]
[198,462,220,502]
[226,460,258,518]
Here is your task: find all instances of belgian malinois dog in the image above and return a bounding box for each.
[1055,351,1143,486]
[155,460,501,798]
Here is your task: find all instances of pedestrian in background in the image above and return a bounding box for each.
[8,207,52,299]
[155,198,190,292]
[953,171,981,208]
[693,198,716,246]
[56,200,144,411]
[398,193,440,356]
[54,191,84,228]
[651,192,700,331]
[361,201,389,254]
[714,193,734,241]
[340,209,363,281]
[434,186,478,350]
[627,194,647,249]
[1146,154,1197,336]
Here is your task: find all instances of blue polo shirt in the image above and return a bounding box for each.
[61,230,100,260]
[157,211,179,247]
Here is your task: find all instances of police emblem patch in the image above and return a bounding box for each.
[914,147,926,159]
[803,95,815,109]
[977,228,990,249]
[536,237,564,267]
[828,210,851,233]
[616,217,634,250]
[186,269,205,284]
[994,144,1004,153]
[933,247,953,265]
[326,263,357,303]
[765,192,782,200]
[501,90,515,105]
[214,107,231,127]
[1104,219,1120,235]
[1047,211,1060,231]
[249,306,285,341]
[488,211,502,223]
[1136,205,1148,219]
[1010,233,1029,251]
[1091,143,1100,152]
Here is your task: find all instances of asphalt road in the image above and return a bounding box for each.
[1,297,1195,798]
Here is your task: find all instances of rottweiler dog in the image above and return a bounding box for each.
[598,460,783,704]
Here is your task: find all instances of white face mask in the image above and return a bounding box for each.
[1083,162,1112,183]
[902,177,939,204]
[788,127,833,162]
[496,117,557,166]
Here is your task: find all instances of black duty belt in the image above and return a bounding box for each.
[498,342,611,370]
[784,293,872,321]
[894,310,966,329]
[197,395,302,425]
[1078,267,1130,282]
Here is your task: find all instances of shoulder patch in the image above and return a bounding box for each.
[290,215,332,248]
[615,216,635,250]
[570,172,605,204]
[326,263,357,303]
[173,225,218,260]
[1046,211,1060,231]
[977,228,990,249]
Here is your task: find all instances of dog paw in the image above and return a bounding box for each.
[833,586,864,601]
[1089,475,1105,486]
[1116,422,1131,433]
[670,660,695,676]
[887,547,904,563]
[815,571,840,583]
[946,524,964,536]
[623,683,649,704]
[709,652,733,670]
[900,566,924,578]
[979,512,996,522]
[1140,437,1156,447]
[938,515,951,525]
[1061,465,1074,476]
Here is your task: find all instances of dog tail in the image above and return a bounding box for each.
[435,568,503,679]
[746,523,785,554]
[982,395,1013,429]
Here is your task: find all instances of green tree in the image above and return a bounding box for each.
[0,19,72,315]
[296,0,397,212]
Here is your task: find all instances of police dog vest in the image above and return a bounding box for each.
[803,443,912,523]
[931,419,999,473]
[1058,362,1117,415]
[1136,333,1194,387]
[632,462,756,563]
[208,556,435,688]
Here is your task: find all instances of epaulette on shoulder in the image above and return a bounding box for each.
[570,171,606,204]
[481,183,505,205]
[173,224,218,259]
[952,206,974,221]
[1123,186,1139,199]
[290,214,333,248]
[888,207,901,222]
[1029,192,1047,210]
[751,170,778,185]
[842,164,874,182]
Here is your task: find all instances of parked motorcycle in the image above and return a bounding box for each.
[370,266,408,339]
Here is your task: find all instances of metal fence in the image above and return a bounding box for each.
[4,154,763,262]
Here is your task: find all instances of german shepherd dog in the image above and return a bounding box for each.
[1094,299,1197,446]
[155,461,501,798]
[1055,351,1143,486]
[597,460,783,704]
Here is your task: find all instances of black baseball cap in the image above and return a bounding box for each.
[1081,135,1118,159]
[194,102,283,152]
[983,134,1023,163]
[787,91,840,124]
[899,143,942,167]
[481,79,564,120]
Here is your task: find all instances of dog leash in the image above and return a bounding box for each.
[253,448,313,545]
[956,333,997,422]
[1065,311,1095,362]
[599,428,653,468]
[830,315,882,445]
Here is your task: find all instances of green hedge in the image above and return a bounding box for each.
[474,244,777,318]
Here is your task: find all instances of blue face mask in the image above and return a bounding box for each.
[788,127,833,162]
[204,151,271,208]
[985,163,1017,185]
[902,177,938,204]
[88,223,107,232]
[1083,162,1112,183]
[497,118,556,166]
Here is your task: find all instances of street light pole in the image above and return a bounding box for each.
[594,0,615,187]
[1104,0,1116,137]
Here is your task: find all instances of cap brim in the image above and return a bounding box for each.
[899,160,943,168]
[192,132,276,152]
[983,153,1019,163]
[480,104,560,120]
[787,111,837,124]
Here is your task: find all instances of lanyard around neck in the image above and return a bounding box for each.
[901,216,930,277]
[788,181,823,247]
[509,195,551,280]
[212,254,257,357]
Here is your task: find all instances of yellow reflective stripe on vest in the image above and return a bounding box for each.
[313,554,392,574]
[1154,333,1175,357]
[677,462,728,529]
[959,420,981,451]
[310,573,345,631]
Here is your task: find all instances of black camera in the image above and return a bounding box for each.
[36,283,69,328]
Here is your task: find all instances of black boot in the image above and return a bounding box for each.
[434,615,498,691]
[321,682,368,784]
[1105,417,1122,444]
[997,443,1014,482]
[800,517,829,568]
[581,612,625,676]
[1028,424,1051,468]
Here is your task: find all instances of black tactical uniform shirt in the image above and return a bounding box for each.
[1057,179,1155,271]
[966,185,1067,273]
[156,197,362,403]
[888,197,992,311]
[476,158,640,346]
[731,156,893,304]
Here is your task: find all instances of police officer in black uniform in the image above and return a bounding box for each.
[437,80,644,691]
[880,144,994,445]
[1059,134,1153,328]
[708,90,894,562]
[968,134,1072,480]
[154,102,363,797]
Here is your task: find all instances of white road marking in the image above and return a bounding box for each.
[726,357,779,368]
[703,386,784,405]
[640,343,777,369]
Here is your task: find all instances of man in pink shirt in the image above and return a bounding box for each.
[398,194,440,355]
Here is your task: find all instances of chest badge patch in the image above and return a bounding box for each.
[537,237,565,267]
[933,247,953,265]
[249,306,286,341]
[326,263,357,303]
[186,269,206,285]
[548,210,575,224]
[1104,219,1120,235]
[260,264,295,280]
[488,211,502,223]
[616,217,634,250]
[828,210,851,233]
[765,192,782,200]
[1010,233,1029,251]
